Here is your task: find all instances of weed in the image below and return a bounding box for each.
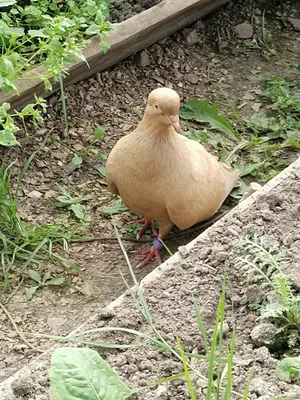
[71,125,107,166]
[26,269,65,300]
[0,0,113,145]
[0,146,83,298]
[236,234,300,355]
[55,183,91,225]
[180,71,300,193]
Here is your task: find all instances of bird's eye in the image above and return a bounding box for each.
[154,103,159,109]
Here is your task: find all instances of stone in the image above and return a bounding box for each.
[45,190,57,199]
[185,73,199,84]
[251,102,262,112]
[11,372,32,397]
[133,50,150,67]
[254,346,277,367]
[234,22,254,39]
[185,29,201,45]
[27,190,42,199]
[251,323,279,350]
[287,17,300,31]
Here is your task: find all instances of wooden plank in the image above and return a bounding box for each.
[1,0,230,110]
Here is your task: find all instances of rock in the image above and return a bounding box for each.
[254,346,277,367]
[287,17,300,31]
[242,182,262,200]
[251,323,279,350]
[45,190,57,199]
[114,355,127,367]
[251,102,262,112]
[242,92,255,101]
[185,73,199,84]
[185,29,201,45]
[11,372,33,397]
[234,22,254,39]
[240,284,265,305]
[155,385,168,399]
[133,50,150,67]
[73,143,84,152]
[251,377,276,396]
[27,190,42,199]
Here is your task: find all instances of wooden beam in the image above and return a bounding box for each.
[1,0,229,110]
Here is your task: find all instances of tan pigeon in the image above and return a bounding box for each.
[106,88,239,266]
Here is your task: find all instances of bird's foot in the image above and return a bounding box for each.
[134,237,163,268]
[128,217,158,240]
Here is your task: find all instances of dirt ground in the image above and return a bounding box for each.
[0,0,300,387]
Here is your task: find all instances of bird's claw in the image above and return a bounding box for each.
[134,246,162,268]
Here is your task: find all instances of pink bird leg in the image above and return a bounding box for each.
[134,237,163,268]
[129,217,158,240]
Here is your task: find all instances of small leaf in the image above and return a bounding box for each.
[72,156,83,166]
[97,166,106,177]
[46,277,65,286]
[93,126,105,141]
[179,99,237,140]
[28,269,42,283]
[49,347,134,400]
[100,200,128,216]
[25,286,38,300]
[70,204,86,221]
[0,130,20,147]
[276,357,300,382]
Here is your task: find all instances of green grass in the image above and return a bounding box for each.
[0,145,83,299]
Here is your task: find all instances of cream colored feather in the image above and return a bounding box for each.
[106,88,239,241]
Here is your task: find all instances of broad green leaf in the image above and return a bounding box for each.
[70,204,86,220]
[49,347,134,400]
[179,99,237,140]
[72,156,83,166]
[46,277,65,286]
[276,357,300,382]
[0,0,16,6]
[28,269,41,283]
[28,29,48,38]
[0,130,20,147]
[25,286,38,300]
[93,126,105,141]
[100,200,128,216]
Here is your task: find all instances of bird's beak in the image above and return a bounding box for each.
[168,115,181,132]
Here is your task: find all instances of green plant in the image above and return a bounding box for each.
[235,234,300,354]
[0,145,83,297]
[25,269,65,300]
[0,97,47,146]
[180,99,238,141]
[46,229,252,399]
[49,347,134,400]
[0,0,113,145]
[276,356,300,382]
[55,183,91,225]
[71,125,107,166]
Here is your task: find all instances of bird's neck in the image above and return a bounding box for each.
[138,114,176,139]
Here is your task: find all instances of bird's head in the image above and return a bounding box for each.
[145,88,181,132]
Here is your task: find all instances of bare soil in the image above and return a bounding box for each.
[0,0,300,390]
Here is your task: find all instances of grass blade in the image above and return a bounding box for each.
[176,332,197,400]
